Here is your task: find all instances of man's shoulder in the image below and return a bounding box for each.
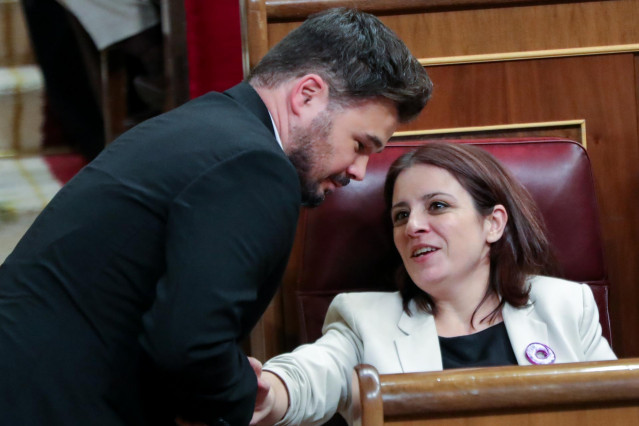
[127,87,286,165]
[185,83,270,126]
[142,83,274,146]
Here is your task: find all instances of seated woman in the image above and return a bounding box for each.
[250,142,616,426]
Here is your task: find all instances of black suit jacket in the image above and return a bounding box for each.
[0,83,300,425]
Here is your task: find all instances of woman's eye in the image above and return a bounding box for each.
[392,210,409,225]
[429,201,448,211]
[355,141,365,152]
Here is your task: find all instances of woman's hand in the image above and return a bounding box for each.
[250,356,274,424]
[249,356,289,425]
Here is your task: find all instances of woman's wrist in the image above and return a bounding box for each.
[251,371,290,425]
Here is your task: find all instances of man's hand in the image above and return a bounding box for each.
[174,358,270,426]
[175,357,286,426]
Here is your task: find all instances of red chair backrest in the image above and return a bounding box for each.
[295,138,611,345]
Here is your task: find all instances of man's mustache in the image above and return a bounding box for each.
[331,174,351,188]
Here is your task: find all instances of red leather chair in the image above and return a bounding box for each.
[294,138,611,348]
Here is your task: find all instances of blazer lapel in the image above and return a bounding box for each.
[503,302,549,365]
[394,307,443,373]
[393,301,552,371]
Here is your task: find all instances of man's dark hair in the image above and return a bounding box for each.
[248,8,432,123]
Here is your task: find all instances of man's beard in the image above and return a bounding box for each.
[287,110,350,208]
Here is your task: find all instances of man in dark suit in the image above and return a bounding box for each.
[0,8,432,425]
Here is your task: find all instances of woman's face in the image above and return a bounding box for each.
[390,164,505,299]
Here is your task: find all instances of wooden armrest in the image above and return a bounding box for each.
[353,364,384,426]
[353,358,639,425]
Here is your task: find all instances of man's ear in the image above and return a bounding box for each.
[486,204,508,243]
[289,74,329,119]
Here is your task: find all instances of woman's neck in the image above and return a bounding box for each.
[434,291,502,337]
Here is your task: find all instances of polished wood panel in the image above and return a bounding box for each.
[394,121,585,145]
[264,0,610,21]
[354,359,639,425]
[247,0,269,71]
[266,0,639,60]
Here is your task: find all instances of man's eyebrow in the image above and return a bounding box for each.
[364,134,385,152]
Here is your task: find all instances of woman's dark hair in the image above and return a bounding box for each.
[383,143,560,322]
[248,8,432,123]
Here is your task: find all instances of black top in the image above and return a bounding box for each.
[439,322,518,369]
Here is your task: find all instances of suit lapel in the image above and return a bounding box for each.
[394,307,443,372]
[503,302,549,365]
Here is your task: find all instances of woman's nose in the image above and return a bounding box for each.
[406,212,429,236]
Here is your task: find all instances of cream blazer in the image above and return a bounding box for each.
[264,275,616,426]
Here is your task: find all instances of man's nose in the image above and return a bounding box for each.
[347,155,369,181]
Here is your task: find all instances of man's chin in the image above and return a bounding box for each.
[301,188,327,208]
[301,193,326,208]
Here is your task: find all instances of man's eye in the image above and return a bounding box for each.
[355,141,365,152]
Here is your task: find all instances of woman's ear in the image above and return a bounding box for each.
[486,204,508,243]
[289,74,329,119]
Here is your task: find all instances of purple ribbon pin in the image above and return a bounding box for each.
[525,342,556,365]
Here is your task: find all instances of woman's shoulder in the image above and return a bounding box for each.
[330,291,403,309]
[526,275,593,305]
[326,291,404,321]
[323,291,408,338]
[527,275,588,291]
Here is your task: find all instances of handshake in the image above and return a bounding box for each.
[176,356,286,426]
[248,356,288,425]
